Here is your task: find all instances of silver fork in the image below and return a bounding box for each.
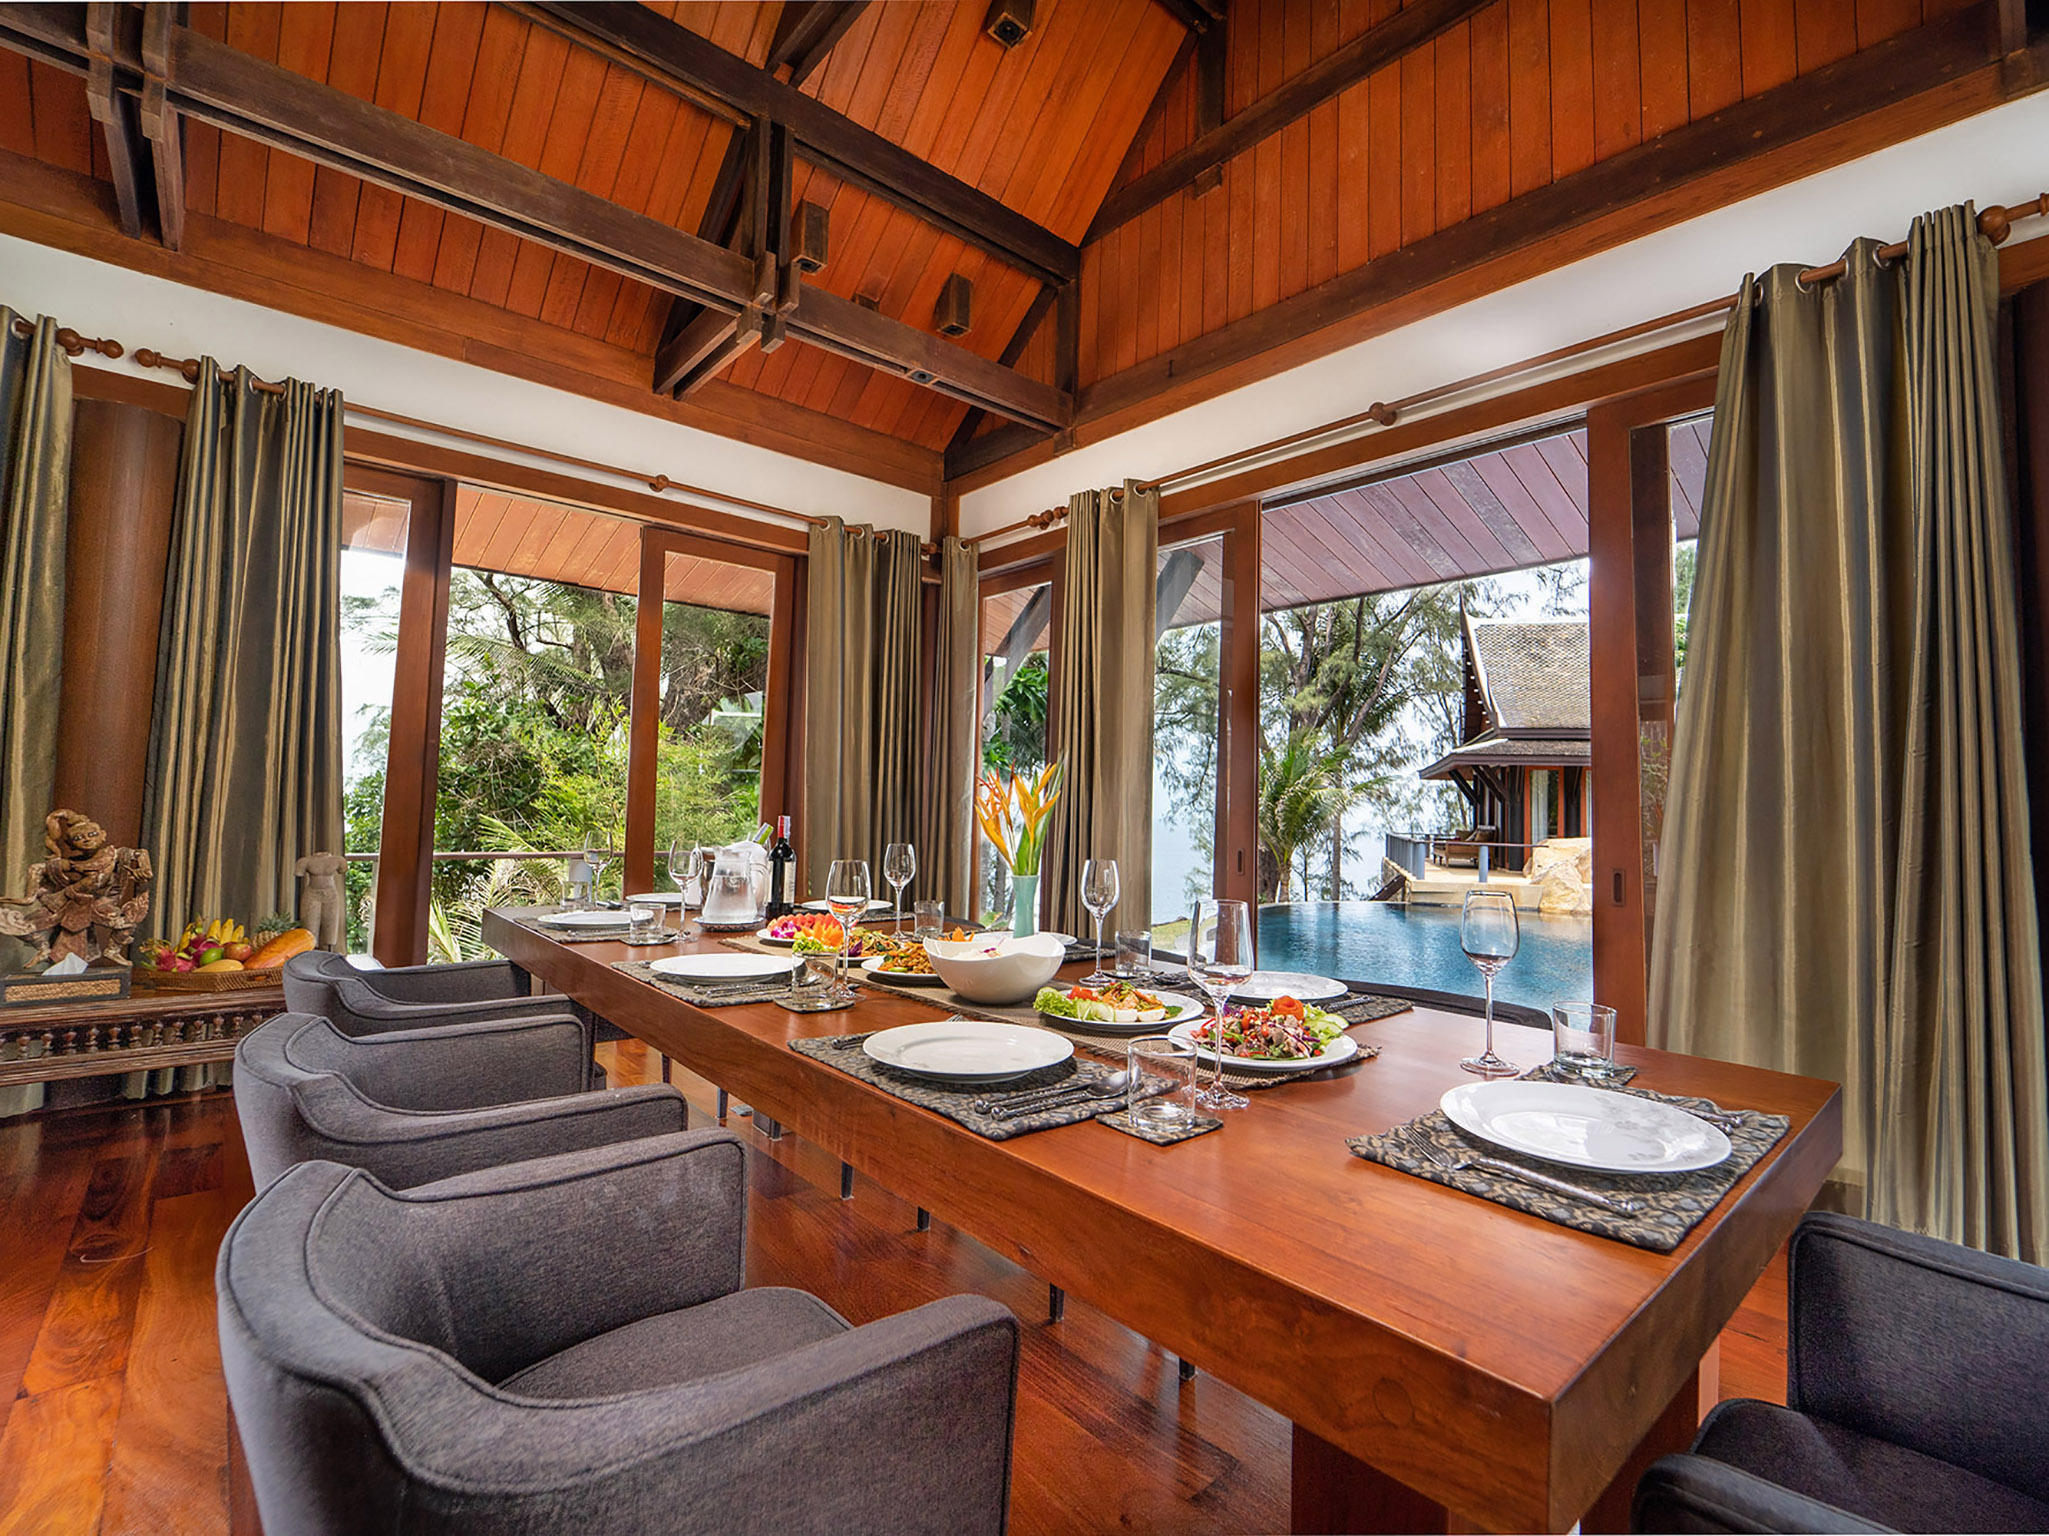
[1400,1127,1645,1216]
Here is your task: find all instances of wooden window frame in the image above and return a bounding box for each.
[623,525,799,896]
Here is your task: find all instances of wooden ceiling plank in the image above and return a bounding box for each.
[1497,441,1588,547]
[1411,463,1513,567]
[510,0,1081,284]
[1432,460,1546,566]
[215,3,281,232]
[391,2,489,284]
[1305,491,1436,588]
[1359,480,1469,580]
[1465,452,1576,562]
[262,3,336,248]
[1280,499,1405,592]
[428,8,527,292]
[351,1,435,273]
[1089,0,1490,241]
[540,63,648,327]
[504,42,609,316]
[1531,432,1593,518]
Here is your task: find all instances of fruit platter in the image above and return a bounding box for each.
[134,917,316,993]
[758,913,895,957]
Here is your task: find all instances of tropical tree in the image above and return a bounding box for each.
[1256,733,1344,901]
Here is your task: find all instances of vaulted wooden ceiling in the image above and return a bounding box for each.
[0,0,2035,501]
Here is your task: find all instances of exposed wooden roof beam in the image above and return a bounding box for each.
[766,2,868,86]
[509,1,1080,286]
[84,3,154,241]
[1087,0,1490,242]
[0,4,1072,433]
[1149,0,1226,33]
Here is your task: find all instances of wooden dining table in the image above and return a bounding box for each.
[484,908,1841,1535]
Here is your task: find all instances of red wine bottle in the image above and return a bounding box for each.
[767,815,794,917]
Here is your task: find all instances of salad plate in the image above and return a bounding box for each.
[1168,998,1358,1073]
[1033,981,1205,1032]
[649,954,796,984]
[861,1019,1073,1083]
[536,909,634,929]
[1440,1081,1730,1173]
[861,955,945,986]
[1228,970,1348,1004]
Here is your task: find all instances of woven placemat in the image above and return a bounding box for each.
[612,958,809,1008]
[788,1032,1126,1140]
[1345,1062,1789,1253]
[520,912,681,945]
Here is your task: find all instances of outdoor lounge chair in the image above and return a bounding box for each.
[1437,825,1498,868]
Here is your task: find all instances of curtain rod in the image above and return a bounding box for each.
[43,339,939,555]
[955,190,2049,547]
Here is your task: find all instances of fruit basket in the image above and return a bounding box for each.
[132,965,286,995]
[131,920,314,995]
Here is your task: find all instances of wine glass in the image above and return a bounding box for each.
[883,842,917,931]
[1188,898,1253,1111]
[582,827,616,906]
[1459,888,1521,1078]
[825,859,872,998]
[1080,859,1120,984]
[668,838,704,938]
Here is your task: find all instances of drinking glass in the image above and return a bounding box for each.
[825,859,872,996]
[1188,898,1253,1111]
[1114,929,1152,979]
[668,839,704,936]
[1127,1036,1198,1132]
[625,904,657,943]
[1080,859,1120,984]
[913,899,945,939]
[1460,888,1521,1077]
[884,842,917,930]
[582,827,616,905]
[1552,1001,1619,1078]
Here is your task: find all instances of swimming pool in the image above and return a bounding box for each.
[1256,901,1593,1011]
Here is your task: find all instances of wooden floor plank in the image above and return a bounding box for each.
[19,1112,164,1397]
[101,1191,231,1536]
[0,1119,104,1413]
[0,1375,123,1536]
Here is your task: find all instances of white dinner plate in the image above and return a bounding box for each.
[625,891,687,906]
[860,956,946,986]
[1167,1018,1359,1074]
[798,898,893,915]
[1439,1080,1731,1173]
[536,909,633,929]
[1036,988,1207,1033]
[861,1019,1073,1083]
[649,953,797,984]
[1227,970,1349,1004]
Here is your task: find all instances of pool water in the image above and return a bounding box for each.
[1256,901,1592,1011]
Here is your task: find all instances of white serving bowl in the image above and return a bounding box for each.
[920,932,1066,1005]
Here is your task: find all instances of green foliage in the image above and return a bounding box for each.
[340,565,769,956]
[1257,733,1345,901]
[981,654,1049,776]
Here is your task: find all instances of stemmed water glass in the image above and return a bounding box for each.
[1188,898,1253,1111]
[668,838,704,937]
[883,842,917,931]
[1080,859,1120,984]
[581,827,617,907]
[826,859,872,1000]
[1459,888,1521,1078]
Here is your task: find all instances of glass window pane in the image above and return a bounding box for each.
[1153,535,1223,922]
[338,487,411,953]
[978,580,1052,924]
[650,548,775,876]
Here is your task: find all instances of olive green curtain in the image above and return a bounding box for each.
[919,535,978,918]
[800,519,919,899]
[1044,480,1157,937]
[0,309,72,898]
[142,364,345,946]
[1650,207,2049,1261]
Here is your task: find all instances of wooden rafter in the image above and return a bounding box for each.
[0,3,1072,433]
[766,2,868,86]
[84,3,151,240]
[1087,0,1490,242]
[509,1,1080,287]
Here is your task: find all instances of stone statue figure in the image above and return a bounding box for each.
[0,810,154,968]
[296,852,348,952]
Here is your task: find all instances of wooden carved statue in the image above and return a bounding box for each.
[0,811,154,968]
[295,851,347,952]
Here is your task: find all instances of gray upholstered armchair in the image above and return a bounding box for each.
[218,1132,1021,1536]
[1633,1211,2049,1533]
[235,1012,687,1189]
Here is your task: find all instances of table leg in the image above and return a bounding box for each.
[1579,1344,1717,1534]
[1290,1424,1450,1535]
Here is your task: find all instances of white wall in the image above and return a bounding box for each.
[960,91,2049,536]
[0,232,932,535]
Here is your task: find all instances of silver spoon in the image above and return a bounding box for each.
[981,1072,1135,1119]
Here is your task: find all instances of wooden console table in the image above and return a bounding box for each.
[0,987,285,1088]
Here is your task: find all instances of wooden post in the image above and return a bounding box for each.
[624,529,667,898]
[370,471,454,967]
[1216,500,1261,909]
[1587,377,1711,1044]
